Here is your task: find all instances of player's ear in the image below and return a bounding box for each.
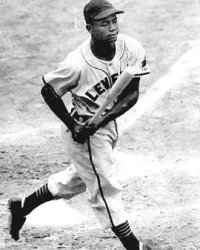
[86,24,93,34]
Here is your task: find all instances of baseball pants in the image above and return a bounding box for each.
[48,120,127,228]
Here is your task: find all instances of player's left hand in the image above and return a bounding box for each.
[72,122,98,144]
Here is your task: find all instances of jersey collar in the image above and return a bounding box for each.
[81,34,125,71]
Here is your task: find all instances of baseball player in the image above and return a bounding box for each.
[8,1,173,249]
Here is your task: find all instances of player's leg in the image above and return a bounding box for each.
[60,122,173,250]
[8,165,86,241]
[8,182,54,241]
[63,120,142,249]
[86,124,173,250]
[87,125,142,249]
[112,221,141,249]
[8,183,53,241]
[8,124,87,241]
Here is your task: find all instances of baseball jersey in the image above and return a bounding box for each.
[43,34,149,117]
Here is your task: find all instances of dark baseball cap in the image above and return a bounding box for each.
[84,0,124,23]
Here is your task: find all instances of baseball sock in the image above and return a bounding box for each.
[22,183,54,216]
[112,221,140,250]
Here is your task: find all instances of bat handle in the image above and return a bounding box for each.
[88,112,101,125]
[88,117,95,125]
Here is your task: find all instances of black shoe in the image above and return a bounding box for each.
[8,197,26,241]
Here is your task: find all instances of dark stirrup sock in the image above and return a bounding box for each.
[22,183,54,216]
[112,221,140,250]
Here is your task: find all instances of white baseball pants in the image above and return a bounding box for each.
[48,121,127,228]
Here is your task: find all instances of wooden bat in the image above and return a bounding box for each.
[89,66,150,125]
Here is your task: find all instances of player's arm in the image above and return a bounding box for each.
[42,78,92,144]
[41,55,84,136]
[41,76,75,132]
[96,77,140,128]
[41,77,87,143]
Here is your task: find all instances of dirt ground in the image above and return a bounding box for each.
[0,0,200,249]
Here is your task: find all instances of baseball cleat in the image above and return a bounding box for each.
[140,241,174,250]
[8,197,26,241]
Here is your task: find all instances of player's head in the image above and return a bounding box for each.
[84,0,124,43]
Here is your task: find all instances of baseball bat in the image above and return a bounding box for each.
[89,66,150,125]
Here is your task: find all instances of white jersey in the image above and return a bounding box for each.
[43,33,149,117]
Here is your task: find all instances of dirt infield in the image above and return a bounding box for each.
[0,0,200,249]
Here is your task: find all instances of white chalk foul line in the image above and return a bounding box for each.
[0,123,60,143]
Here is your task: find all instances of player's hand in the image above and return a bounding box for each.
[71,123,86,143]
[72,122,98,144]
[84,122,98,136]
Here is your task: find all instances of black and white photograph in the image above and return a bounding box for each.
[0,0,200,249]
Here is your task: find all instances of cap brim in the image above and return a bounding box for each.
[93,8,124,20]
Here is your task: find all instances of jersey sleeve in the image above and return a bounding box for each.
[42,51,80,96]
[125,36,150,75]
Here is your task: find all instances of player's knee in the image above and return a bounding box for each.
[48,174,61,196]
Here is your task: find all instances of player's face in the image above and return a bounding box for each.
[87,15,119,44]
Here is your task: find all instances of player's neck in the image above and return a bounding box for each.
[90,38,116,61]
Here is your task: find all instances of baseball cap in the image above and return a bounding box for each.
[84,0,124,24]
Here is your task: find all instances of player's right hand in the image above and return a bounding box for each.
[71,123,86,143]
